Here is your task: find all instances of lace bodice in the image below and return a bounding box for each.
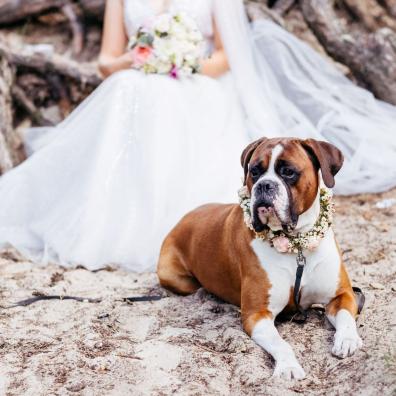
[123,0,215,52]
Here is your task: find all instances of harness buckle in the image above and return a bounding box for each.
[296,247,306,267]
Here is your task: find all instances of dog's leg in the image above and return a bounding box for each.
[242,278,306,380]
[157,246,201,295]
[251,317,306,380]
[326,264,362,358]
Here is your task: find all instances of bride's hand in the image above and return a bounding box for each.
[200,49,229,78]
[98,0,133,78]
[98,52,135,78]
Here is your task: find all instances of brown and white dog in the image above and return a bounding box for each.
[157,137,362,380]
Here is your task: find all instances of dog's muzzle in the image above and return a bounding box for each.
[254,180,278,209]
[252,179,280,232]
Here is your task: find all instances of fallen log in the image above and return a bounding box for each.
[301,0,396,105]
[0,0,65,25]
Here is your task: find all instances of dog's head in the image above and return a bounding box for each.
[241,137,344,233]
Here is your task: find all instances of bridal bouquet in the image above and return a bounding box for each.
[128,12,204,79]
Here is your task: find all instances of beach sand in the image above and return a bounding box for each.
[1,189,395,395]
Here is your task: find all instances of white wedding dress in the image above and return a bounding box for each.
[0,0,395,272]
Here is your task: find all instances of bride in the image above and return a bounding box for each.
[0,0,395,272]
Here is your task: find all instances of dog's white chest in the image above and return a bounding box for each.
[251,230,341,314]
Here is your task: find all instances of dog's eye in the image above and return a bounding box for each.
[280,166,296,179]
[250,166,261,181]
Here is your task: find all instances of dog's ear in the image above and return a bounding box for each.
[241,137,267,185]
[301,139,344,188]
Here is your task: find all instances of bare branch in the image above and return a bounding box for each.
[272,0,296,16]
[12,85,54,127]
[61,1,85,55]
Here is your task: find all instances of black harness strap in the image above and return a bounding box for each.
[123,295,163,303]
[292,249,365,324]
[4,294,164,308]
[292,248,308,323]
[352,286,365,314]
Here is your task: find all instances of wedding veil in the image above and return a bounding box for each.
[213,0,396,195]
[213,0,318,140]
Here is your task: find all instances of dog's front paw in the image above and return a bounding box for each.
[273,358,306,380]
[332,330,363,358]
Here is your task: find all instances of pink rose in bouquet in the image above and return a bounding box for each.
[131,45,153,68]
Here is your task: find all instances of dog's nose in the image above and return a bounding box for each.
[257,180,277,194]
[257,206,274,216]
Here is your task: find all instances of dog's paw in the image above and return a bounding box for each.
[273,358,306,380]
[332,330,363,358]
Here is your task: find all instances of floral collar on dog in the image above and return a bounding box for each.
[238,186,335,254]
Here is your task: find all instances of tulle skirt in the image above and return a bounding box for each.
[0,70,248,271]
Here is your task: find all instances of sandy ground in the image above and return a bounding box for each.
[0,189,395,396]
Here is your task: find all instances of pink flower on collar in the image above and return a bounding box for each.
[307,238,320,251]
[272,236,290,253]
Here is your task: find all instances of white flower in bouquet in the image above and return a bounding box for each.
[156,60,171,74]
[169,22,186,40]
[128,12,204,79]
[188,30,204,43]
[178,13,198,32]
[155,14,171,34]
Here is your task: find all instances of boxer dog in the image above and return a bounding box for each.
[157,137,362,380]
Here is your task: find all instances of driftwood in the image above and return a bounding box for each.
[301,0,396,105]
[0,57,14,173]
[12,85,54,127]
[0,0,65,24]
[0,56,24,174]
[79,0,105,19]
[0,0,105,25]
[61,1,85,55]
[343,0,396,31]
[271,0,296,16]
[382,0,396,18]
[0,43,101,167]
[0,43,101,87]
[245,1,284,24]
